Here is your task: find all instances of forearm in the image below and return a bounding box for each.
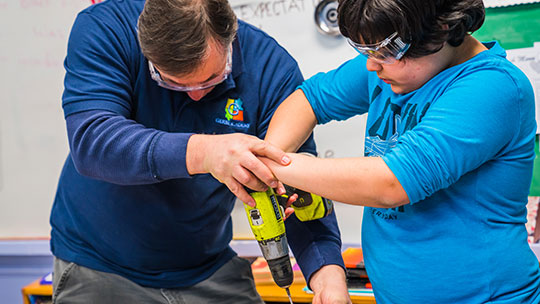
[263,153,409,208]
[265,89,317,152]
[67,110,192,185]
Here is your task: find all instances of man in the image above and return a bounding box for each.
[51,0,348,303]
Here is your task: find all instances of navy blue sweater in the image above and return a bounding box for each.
[51,0,343,288]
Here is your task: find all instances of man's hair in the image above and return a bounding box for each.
[338,0,485,58]
[138,0,238,75]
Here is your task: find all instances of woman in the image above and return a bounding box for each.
[263,0,540,302]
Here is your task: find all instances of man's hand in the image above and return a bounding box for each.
[186,133,291,205]
[310,265,351,304]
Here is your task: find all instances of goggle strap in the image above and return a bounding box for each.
[394,37,407,50]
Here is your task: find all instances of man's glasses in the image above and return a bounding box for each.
[148,45,233,92]
[347,32,410,64]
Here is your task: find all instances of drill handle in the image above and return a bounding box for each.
[279,185,312,207]
[279,185,334,222]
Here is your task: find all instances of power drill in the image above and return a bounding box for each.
[244,187,333,302]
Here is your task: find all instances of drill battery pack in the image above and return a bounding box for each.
[279,185,334,222]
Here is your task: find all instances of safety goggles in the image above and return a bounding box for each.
[347,32,410,64]
[148,45,233,92]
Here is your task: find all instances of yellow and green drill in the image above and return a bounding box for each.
[244,186,333,302]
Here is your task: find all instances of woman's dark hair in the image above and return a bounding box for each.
[338,0,485,58]
[138,0,237,75]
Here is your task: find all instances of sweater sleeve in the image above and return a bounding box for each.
[62,12,134,117]
[66,110,194,184]
[285,212,345,287]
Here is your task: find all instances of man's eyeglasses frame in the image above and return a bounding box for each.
[148,44,233,92]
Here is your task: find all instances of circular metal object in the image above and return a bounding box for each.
[314,0,340,36]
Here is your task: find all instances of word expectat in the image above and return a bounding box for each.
[234,0,306,22]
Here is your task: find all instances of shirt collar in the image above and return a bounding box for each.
[209,38,243,96]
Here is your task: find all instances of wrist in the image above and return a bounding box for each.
[186,134,208,174]
[309,264,347,292]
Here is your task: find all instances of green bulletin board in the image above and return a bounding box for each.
[531,137,540,196]
[474,3,540,195]
[474,3,540,50]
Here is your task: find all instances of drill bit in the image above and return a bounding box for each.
[285,287,293,304]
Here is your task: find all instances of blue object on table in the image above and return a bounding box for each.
[39,272,52,285]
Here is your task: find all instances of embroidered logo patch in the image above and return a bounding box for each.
[215,98,251,129]
[225,98,244,121]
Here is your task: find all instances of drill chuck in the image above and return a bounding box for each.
[257,234,289,260]
[267,255,294,288]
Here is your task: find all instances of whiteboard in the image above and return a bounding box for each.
[0,0,92,237]
[0,0,366,244]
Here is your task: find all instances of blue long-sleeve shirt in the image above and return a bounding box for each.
[51,0,343,288]
[300,42,540,303]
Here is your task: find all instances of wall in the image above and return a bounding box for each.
[1,0,539,251]
[0,0,91,237]
[0,0,366,243]
[0,2,91,302]
[1,0,540,303]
